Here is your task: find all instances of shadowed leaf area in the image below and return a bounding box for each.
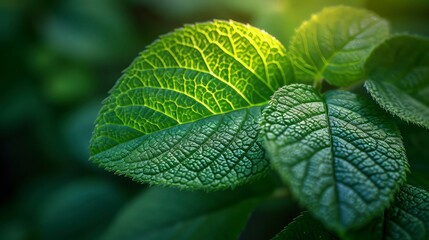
[260,84,408,234]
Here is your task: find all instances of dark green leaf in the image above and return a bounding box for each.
[272,212,337,240]
[260,84,408,233]
[273,185,429,240]
[365,35,429,129]
[382,185,429,240]
[103,178,275,240]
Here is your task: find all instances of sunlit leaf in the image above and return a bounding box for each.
[289,6,389,86]
[90,20,293,190]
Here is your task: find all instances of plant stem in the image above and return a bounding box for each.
[340,79,365,92]
[313,78,323,92]
[271,187,290,199]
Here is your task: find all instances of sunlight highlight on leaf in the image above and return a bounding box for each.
[90,20,293,190]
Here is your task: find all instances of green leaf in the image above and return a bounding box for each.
[289,6,389,86]
[365,35,429,129]
[103,178,275,240]
[89,20,292,190]
[260,84,408,233]
[272,185,429,240]
[91,106,268,190]
[272,212,337,240]
[252,0,366,45]
[382,185,429,240]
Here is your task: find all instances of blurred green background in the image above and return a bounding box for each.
[1,0,428,239]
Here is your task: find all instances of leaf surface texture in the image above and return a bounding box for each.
[365,35,429,129]
[289,6,389,86]
[271,185,429,240]
[260,84,408,233]
[89,20,292,189]
[383,185,429,240]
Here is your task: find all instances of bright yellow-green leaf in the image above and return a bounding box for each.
[90,20,293,190]
[289,6,389,86]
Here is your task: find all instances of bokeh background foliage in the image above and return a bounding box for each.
[1,0,428,239]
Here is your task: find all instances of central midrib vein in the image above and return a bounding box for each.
[93,103,268,155]
[321,94,341,226]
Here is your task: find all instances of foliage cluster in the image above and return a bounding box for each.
[90,6,429,240]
